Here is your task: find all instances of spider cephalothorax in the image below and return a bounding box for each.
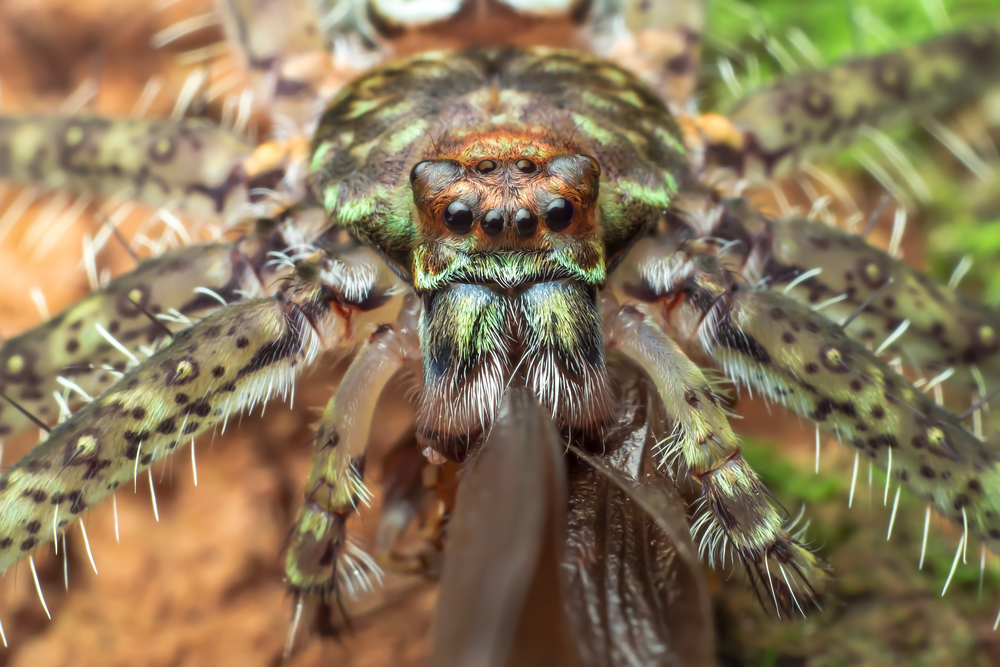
[2,1,1000,664]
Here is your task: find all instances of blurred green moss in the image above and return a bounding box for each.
[701,0,1000,302]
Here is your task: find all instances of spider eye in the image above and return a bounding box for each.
[476,159,496,174]
[444,201,474,234]
[515,159,536,174]
[482,209,504,236]
[514,208,538,237]
[409,160,432,186]
[543,198,574,231]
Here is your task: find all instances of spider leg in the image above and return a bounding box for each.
[283,298,420,601]
[0,242,259,439]
[0,248,399,575]
[697,22,1000,176]
[671,196,1000,413]
[757,216,1000,396]
[0,203,340,440]
[0,115,304,219]
[651,255,1000,557]
[601,298,827,616]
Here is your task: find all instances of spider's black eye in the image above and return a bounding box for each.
[543,198,574,231]
[444,201,474,234]
[514,208,538,237]
[409,160,432,186]
[516,159,536,174]
[482,209,504,236]
[476,159,496,174]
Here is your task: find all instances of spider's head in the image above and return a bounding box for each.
[404,132,606,291]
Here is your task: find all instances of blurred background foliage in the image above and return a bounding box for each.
[702,0,1000,303]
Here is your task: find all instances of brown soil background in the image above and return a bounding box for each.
[2,1,1000,666]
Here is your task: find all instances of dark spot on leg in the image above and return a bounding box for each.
[185,399,212,418]
[801,86,833,117]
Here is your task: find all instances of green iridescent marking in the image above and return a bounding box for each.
[616,90,644,108]
[572,114,617,145]
[338,195,378,225]
[386,120,428,154]
[655,127,686,155]
[323,186,339,211]
[374,99,416,122]
[618,180,672,208]
[345,98,384,119]
[310,142,334,173]
[580,90,619,112]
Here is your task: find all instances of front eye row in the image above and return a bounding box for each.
[443,199,575,236]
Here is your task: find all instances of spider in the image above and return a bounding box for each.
[1,0,1000,664]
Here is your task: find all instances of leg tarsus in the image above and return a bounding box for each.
[284,302,420,600]
[603,297,827,615]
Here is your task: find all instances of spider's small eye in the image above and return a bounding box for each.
[476,160,496,174]
[482,210,504,237]
[444,201,474,234]
[543,198,574,231]
[516,159,536,174]
[409,160,433,186]
[514,208,538,237]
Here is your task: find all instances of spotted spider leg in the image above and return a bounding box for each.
[0,245,399,582]
[0,109,338,440]
[755,216,1000,397]
[0,242,259,439]
[681,196,1000,419]
[634,248,1000,556]
[704,21,1000,176]
[0,116,291,219]
[0,200,345,441]
[601,298,826,615]
[283,297,420,601]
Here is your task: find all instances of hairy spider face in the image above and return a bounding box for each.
[405,135,612,453]
[410,137,599,241]
[408,136,603,288]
